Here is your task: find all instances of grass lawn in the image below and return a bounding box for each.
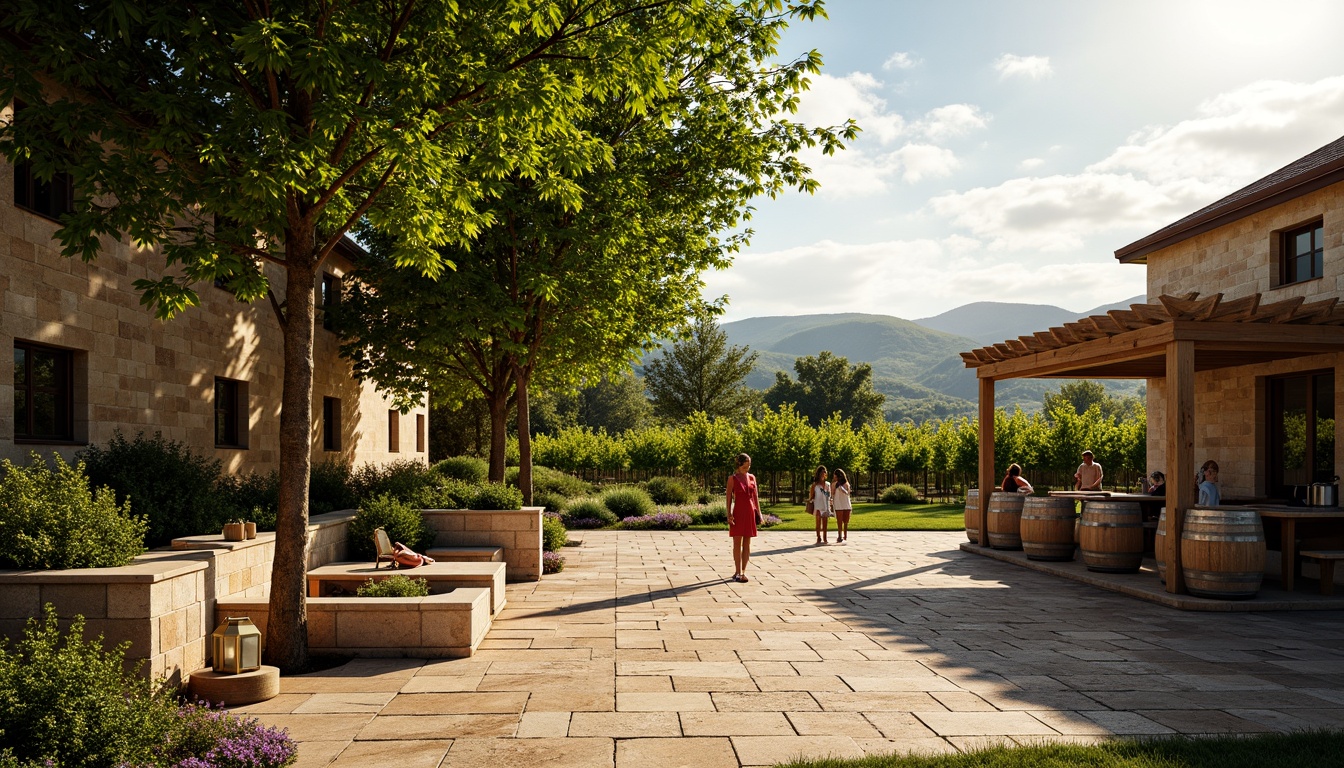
[687,501,964,532]
[775,731,1344,768]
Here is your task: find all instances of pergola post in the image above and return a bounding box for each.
[1165,339,1194,594]
[978,376,995,547]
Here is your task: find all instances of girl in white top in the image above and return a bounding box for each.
[832,468,853,544]
[810,465,832,545]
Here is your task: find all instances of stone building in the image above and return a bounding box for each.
[3,154,428,474]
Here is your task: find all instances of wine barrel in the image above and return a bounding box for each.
[1079,501,1144,573]
[987,492,1026,550]
[1181,507,1265,599]
[1155,507,1168,584]
[964,488,979,543]
[1020,496,1076,561]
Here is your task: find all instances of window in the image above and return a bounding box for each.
[320,273,342,331]
[1280,221,1324,285]
[1267,371,1335,498]
[14,342,74,441]
[323,397,341,451]
[14,160,75,220]
[388,410,400,453]
[416,414,425,453]
[214,378,247,448]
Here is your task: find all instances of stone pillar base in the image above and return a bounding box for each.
[186,665,280,706]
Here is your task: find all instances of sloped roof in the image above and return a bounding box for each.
[1115,135,1344,263]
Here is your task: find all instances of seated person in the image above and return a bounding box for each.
[1001,463,1033,493]
[1197,460,1220,507]
[1141,471,1166,496]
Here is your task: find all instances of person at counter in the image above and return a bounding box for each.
[1141,471,1165,496]
[1197,460,1220,507]
[1074,450,1103,491]
[1002,463,1034,493]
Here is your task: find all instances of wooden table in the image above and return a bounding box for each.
[1250,506,1344,592]
[1047,492,1161,502]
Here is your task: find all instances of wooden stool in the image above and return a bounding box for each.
[1299,550,1344,596]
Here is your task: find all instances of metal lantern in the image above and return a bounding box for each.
[211,616,263,674]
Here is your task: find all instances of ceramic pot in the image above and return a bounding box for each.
[222,522,246,541]
[244,522,257,539]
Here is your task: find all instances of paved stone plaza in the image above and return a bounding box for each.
[239,530,1344,767]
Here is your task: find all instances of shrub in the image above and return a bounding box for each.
[508,465,591,499]
[432,456,489,484]
[217,471,280,530]
[350,460,437,504]
[357,574,430,598]
[0,605,176,767]
[644,476,691,505]
[542,551,565,574]
[468,482,524,510]
[533,490,566,514]
[689,501,728,525]
[0,454,147,569]
[310,458,356,514]
[348,495,433,560]
[158,701,296,768]
[79,430,230,547]
[542,516,568,552]
[620,512,692,530]
[601,486,655,519]
[406,477,475,510]
[880,483,920,504]
[561,497,618,529]
[696,491,713,505]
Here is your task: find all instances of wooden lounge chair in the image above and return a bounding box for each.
[373,527,398,569]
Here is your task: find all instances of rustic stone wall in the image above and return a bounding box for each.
[421,508,544,582]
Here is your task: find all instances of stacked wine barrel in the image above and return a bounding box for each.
[987,492,1026,550]
[964,488,979,543]
[1079,501,1144,573]
[1020,496,1077,561]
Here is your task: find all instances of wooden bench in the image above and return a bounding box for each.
[307,561,506,614]
[1300,550,1344,596]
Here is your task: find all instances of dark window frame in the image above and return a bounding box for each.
[416,413,425,453]
[214,377,247,449]
[13,341,75,443]
[14,159,75,222]
[388,409,400,453]
[1279,220,1325,286]
[322,397,341,452]
[1266,369,1335,499]
[320,273,342,332]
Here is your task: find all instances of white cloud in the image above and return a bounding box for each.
[795,72,904,144]
[995,54,1053,81]
[915,104,990,140]
[928,75,1344,251]
[1018,157,1045,170]
[882,51,920,70]
[704,238,1145,321]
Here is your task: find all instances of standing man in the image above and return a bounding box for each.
[1074,450,1103,491]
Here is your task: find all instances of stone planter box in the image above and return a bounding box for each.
[420,507,543,582]
[215,588,491,658]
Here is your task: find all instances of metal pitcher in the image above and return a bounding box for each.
[1308,477,1339,507]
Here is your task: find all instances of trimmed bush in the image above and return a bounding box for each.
[348,495,433,560]
[644,476,692,505]
[432,456,489,484]
[533,490,566,514]
[880,483,920,504]
[310,458,356,514]
[469,482,524,510]
[542,551,566,574]
[350,460,437,504]
[620,512,692,530]
[542,516,568,552]
[601,486,655,519]
[0,454,147,570]
[79,430,230,547]
[561,497,618,529]
[357,574,430,597]
[508,465,592,499]
[689,501,728,525]
[406,477,475,510]
[217,471,280,530]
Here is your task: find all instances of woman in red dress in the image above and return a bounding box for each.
[726,452,762,583]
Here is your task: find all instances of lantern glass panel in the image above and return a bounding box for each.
[240,636,260,670]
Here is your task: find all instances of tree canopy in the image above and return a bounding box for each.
[763,350,885,428]
[643,311,760,424]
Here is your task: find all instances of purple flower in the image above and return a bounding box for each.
[542,551,566,574]
[620,512,692,530]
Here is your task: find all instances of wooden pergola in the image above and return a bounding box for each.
[961,291,1344,594]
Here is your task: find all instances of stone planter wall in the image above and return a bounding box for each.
[0,510,355,684]
[421,507,543,582]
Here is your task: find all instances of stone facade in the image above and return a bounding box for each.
[422,508,544,582]
[1,157,427,473]
[1140,184,1344,497]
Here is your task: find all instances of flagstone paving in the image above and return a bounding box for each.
[238,530,1344,767]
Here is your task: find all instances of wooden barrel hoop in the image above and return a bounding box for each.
[1180,507,1265,600]
[1079,500,1144,573]
[1020,496,1076,561]
[987,491,1026,550]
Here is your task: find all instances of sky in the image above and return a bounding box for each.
[702,0,1344,322]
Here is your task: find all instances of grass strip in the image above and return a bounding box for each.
[775,731,1344,768]
[687,502,965,532]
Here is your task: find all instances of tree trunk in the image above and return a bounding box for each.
[515,366,533,505]
[265,245,316,673]
[487,392,509,483]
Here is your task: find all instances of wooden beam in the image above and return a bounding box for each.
[1289,296,1339,323]
[1129,302,1172,324]
[1160,292,1222,320]
[1107,309,1152,331]
[1172,319,1344,345]
[1049,326,1080,345]
[1006,339,1031,354]
[978,377,995,548]
[960,352,982,367]
[1248,295,1304,323]
[1166,339,1194,595]
[975,323,1174,380]
[1065,321,1108,340]
[1034,331,1063,349]
[1019,335,1050,352]
[993,343,1015,359]
[1204,293,1260,322]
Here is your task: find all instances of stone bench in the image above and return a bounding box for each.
[213,588,491,659]
[425,546,504,563]
[307,561,505,615]
[1300,550,1344,595]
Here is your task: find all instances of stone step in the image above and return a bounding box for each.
[306,561,505,615]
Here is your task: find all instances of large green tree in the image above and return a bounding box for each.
[764,350,885,428]
[1,0,709,670]
[337,0,853,500]
[643,310,760,424]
